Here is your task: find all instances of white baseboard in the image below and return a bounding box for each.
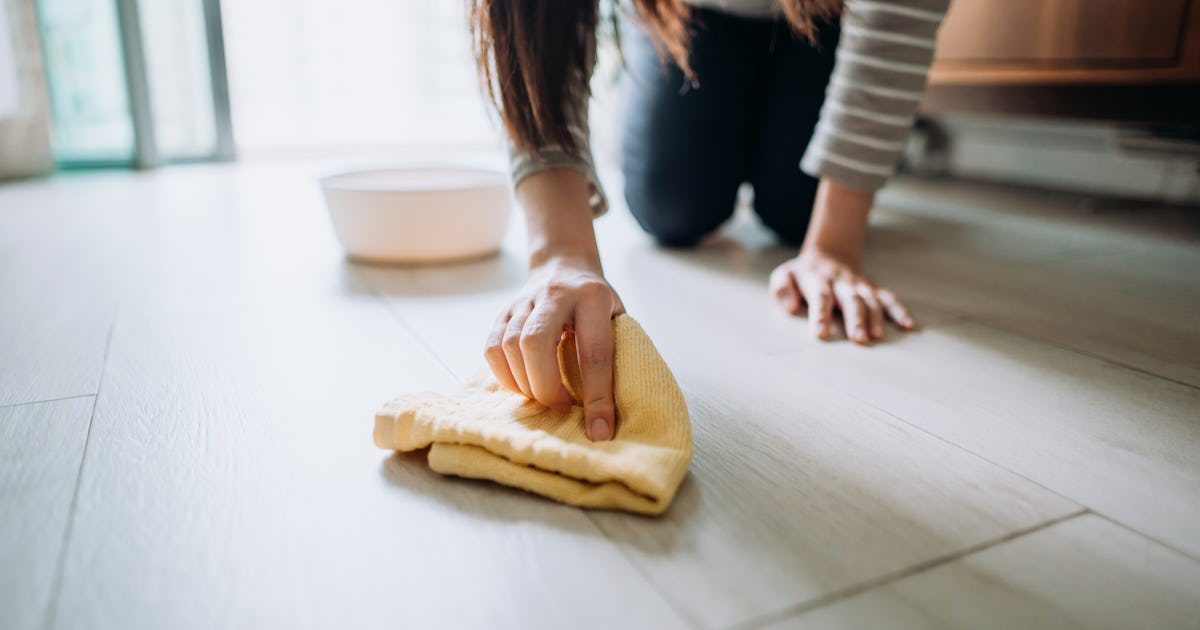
[914,115,1200,205]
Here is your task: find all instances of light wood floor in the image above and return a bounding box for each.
[1,160,1198,630]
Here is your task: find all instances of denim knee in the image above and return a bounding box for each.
[624,174,738,247]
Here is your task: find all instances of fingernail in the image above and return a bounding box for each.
[589,417,611,441]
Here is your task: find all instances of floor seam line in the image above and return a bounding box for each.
[851,401,1178,557]
[952,314,1198,392]
[352,269,465,385]
[377,296,465,385]
[1006,245,1124,269]
[764,320,1087,515]
[585,513,705,630]
[0,394,97,410]
[1088,511,1200,564]
[41,320,116,630]
[728,508,1091,630]
[845,385,1083,509]
[785,313,1199,528]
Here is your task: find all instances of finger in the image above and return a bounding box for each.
[834,280,870,344]
[877,288,915,330]
[800,275,835,340]
[769,266,802,315]
[485,311,520,392]
[502,303,534,398]
[857,284,886,340]
[519,304,574,413]
[574,305,616,441]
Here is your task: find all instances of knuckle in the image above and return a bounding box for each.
[576,280,609,301]
[519,327,554,352]
[536,381,569,403]
[484,340,505,360]
[501,331,522,352]
[544,280,570,297]
[799,275,821,293]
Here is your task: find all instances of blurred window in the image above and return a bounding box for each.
[141,0,218,158]
[36,0,134,163]
[220,0,496,156]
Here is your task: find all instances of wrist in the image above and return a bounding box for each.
[528,245,602,274]
[801,237,864,270]
[517,168,602,273]
[800,178,873,268]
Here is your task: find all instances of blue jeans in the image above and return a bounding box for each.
[620,9,839,246]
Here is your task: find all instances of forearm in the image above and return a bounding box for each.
[515,168,603,272]
[800,178,875,270]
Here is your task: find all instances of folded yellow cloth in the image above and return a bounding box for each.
[374,314,692,515]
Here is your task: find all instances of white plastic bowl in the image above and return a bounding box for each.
[320,166,511,264]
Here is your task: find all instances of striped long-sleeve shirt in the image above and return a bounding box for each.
[509,0,950,216]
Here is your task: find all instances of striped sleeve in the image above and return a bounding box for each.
[506,31,608,217]
[507,100,608,217]
[800,0,949,192]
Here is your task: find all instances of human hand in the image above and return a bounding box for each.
[769,248,915,344]
[485,256,625,440]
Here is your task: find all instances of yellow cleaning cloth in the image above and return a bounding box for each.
[374,314,692,515]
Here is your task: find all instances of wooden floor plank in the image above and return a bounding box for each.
[874,250,1200,387]
[873,179,1200,387]
[767,514,1200,630]
[50,300,686,630]
[376,268,1080,629]
[878,178,1200,260]
[115,163,366,316]
[576,181,1200,564]
[0,177,135,405]
[0,397,96,630]
[764,320,1200,559]
[369,181,1199,626]
[7,162,1195,630]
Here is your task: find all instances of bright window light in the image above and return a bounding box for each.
[36,0,134,162]
[141,0,217,158]
[220,0,497,156]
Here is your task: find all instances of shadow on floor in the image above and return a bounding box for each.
[379,452,699,553]
[339,248,527,298]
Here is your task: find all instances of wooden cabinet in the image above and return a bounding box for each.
[928,0,1200,84]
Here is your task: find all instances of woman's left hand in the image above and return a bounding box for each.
[769,248,915,344]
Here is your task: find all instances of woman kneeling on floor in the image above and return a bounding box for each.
[472,0,949,441]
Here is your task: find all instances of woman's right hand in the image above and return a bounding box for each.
[485,256,625,441]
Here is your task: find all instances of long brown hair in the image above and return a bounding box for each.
[469,0,842,156]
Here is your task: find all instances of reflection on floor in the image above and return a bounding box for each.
[1,161,1197,630]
